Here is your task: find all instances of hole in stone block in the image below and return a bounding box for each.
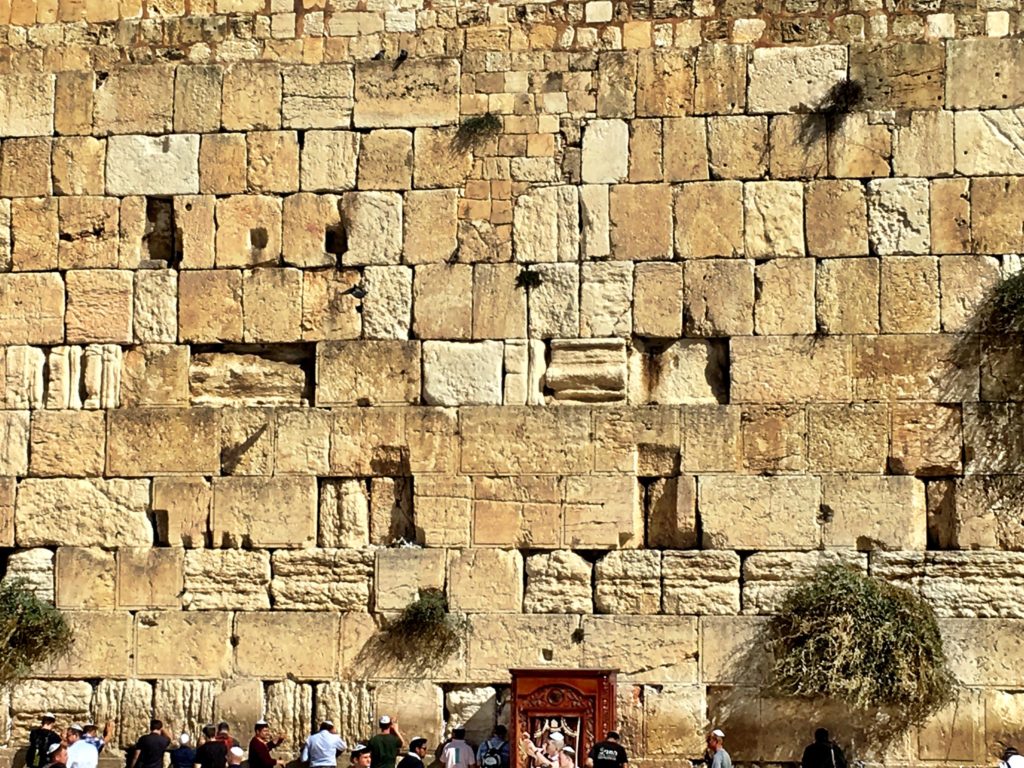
[144,197,178,267]
[189,343,315,407]
[249,227,269,251]
[325,224,347,264]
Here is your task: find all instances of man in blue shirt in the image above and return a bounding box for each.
[302,721,348,768]
[706,730,731,768]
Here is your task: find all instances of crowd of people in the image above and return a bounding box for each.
[20,709,881,768]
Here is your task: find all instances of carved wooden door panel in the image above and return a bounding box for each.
[510,669,617,768]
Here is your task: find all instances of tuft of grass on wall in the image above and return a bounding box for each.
[452,112,503,152]
[0,579,72,689]
[982,270,1024,334]
[766,566,956,728]
[381,588,467,663]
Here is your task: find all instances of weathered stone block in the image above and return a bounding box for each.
[514,186,580,264]
[236,612,339,678]
[708,115,768,179]
[107,407,220,475]
[4,549,54,603]
[136,611,232,678]
[867,178,930,255]
[647,476,697,548]
[55,547,116,610]
[827,113,892,178]
[0,410,29,477]
[53,138,106,197]
[851,43,945,109]
[65,269,133,344]
[633,262,683,338]
[93,679,153,750]
[174,65,223,134]
[121,345,189,408]
[211,476,315,549]
[0,272,65,345]
[524,550,592,614]
[946,39,1024,110]
[754,258,815,335]
[582,119,628,184]
[594,550,661,614]
[404,189,458,264]
[684,259,755,336]
[748,46,847,113]
[422,341,503,406]
[852,334,975,402]
[630,339,726,406]
[663,117,708,181]
[609,184,672,260]
[700,476,821,550]
[645,685,706,756]
[895,110,954,177]
[29,410,104,478]
[890,402,962,476]
[1,138,53,197]
[413,474,473,548]
[39,611,132,678]
[11,198,58,272]
[0,73,54,136]
[375,548,446,612]
[731,336,852,403]
[701,615,771,685]
[317,341,420,406]
[247,130,300,193]
[339,191,402,266]
[940,254,1002,332]
[448,549,524,613]
[942,619,1024,686]
[546,338,627,404]
[272,549,373,610]
[222,63,281,130]
[529,263,580,339]
[215,195,282,268]
[17,479,150,548]
[282,65,354,129]
[105,134,199,196]
[354,59,459,127]
[744,181,804,258]
[93,66,173,135]
[807,404,888,473]
[972,176,1024,254]
[743,551,866,614]
[816,258,880,334]
[821,475,927,550]
[663,550,740,615]
[582,616,698,683]
[183,549,269,610]
[467,614,581,681]
[117,548,183,610]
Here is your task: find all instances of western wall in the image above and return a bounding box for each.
[0,0,1023,762]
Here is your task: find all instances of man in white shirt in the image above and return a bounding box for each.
[441,728,476,768]
[66,725,100,768]
[302,721,348,767]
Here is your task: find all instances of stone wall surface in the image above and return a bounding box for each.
[0,0,1023,764]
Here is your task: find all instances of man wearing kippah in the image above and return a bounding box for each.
[27,713,62,768]
[249,720,285,768]
[706,730,731,768]
[302,721,348,767]
[43,742,67,768]
[352,744,373,768]
[368,717,404,768]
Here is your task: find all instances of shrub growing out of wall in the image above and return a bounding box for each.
[982,270,1024,334]
[766,566,955,727]
[0,579,71,688]
[381,588,467,666]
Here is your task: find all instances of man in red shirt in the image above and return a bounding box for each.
[248,721,286,768]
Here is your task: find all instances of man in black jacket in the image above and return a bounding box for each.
[801,729,846,768]
[27,713,63,768]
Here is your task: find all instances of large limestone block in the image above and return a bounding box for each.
[370,477,414,546]
[265,680,314,757]
[302,269,362,341]
[647,476,697,548]
[730,336,852,403]
[513,186,580,263]
[806,404,888,473]
[564,475,643,549]
[445,687,499,746]
[637,49,695,116]
[942,619,1024,686]
[816,258,880,335]
[630,339,726,406]
[153,680,221,738]
[56,548,114,610]
[743,551,866,614]
[594,550,661,614]
[582,616,697,683]
[413,263,472,339]
[182,549,270,610]
[315,682,374,744]
[354,59,459,128]
[16,479,150,548]
[645,685,706,756]
[582,120,629,184]
[700,476,821,550]
[850,42,944,110]
[94,679,153,749]
[283,65,353,129]
[889,402,962,476]
[879,256,940,333]
[40,611,132,678]
[65,269,133,344]
[4,549,54,603]
[106,135,200,196]
[319,478,369,547]
[134,269,177,343]
[805,179,868,257]
[872,551,1024,619]
[955,109,1024,175]
[546,339,627,404]
[375,548,446,612]
[743,181,804,258]
[580,262,632,339]
[701,615,771,685]
[675,181,744,258]
[633,262,682,338]
[529,263,580,339]
[609,183,672,260]
[0,410,29,477]
[328,409,406,477]
[472,476,563,550]
[10,680,91,743]
[422,341,504,406]
[5,346,46,409]
[468,614,582,681]
[0,73,53,136]
[0,272,65,345]
[211,476,316,548]
[946,39,1024,110]
[108,408,220,475]
[747,46,847,113]
[236,612,340,679]
[363,265,412,339]
[662,551,740,615]
[596,51,637,118]
[460,407,592,475]
[867,178,930,255]
[317,341,420,406]
[986,690,1024,760]
[117,548,183,609]
[152,476,210,548]
[821,475,926,550]
[852,334,975,402]
[190,352,306,407]
[373,680,445,745]
[447,549,523,613]
[917,688,986,763]
[754,258,815,335]
[524,550,593,614]
[214,678,265,742]
[93,66,174,135]
[972,175,1024,254]
[684,259,755,336]
[272,549,373,610]
[940,254,1002,332]
[136,611,233,677]
[0,478,14,548]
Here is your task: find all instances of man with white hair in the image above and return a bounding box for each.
[706,730,731,768]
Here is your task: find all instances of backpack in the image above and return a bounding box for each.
[480,741,503,768]
[29,730,56,768]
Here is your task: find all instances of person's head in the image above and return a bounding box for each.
[546,733,564,753]
[42,713,57,729]
[379,716,392,732]
[319,721,335,733]
[218,722,230,735]
[203,725,217,741]
[562,747,575,763]
[179,734,191,747]
[84,724,98,737]
[605,732,619,744]
[67,725,83,744]
[48,744,67,765]
[814,729,829,745]
[255,721,270,740]
[410,738,428,758]
[706,730,725,753]
[494,726,507,740]
[229,747,244,765]
[452,728,466,741]
[352,745,372,768]
[151,720,163,733]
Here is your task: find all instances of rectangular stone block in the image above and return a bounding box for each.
[107,408,220,475]
[55,547,116,610]
[65,268,134,344]
[582,616,698,683]
[890,402,962,476]
[93,66,174,135]
[317,341,420,406]
[595,550,661,614]
[731,336,852,403]
[272,549,372,610]
[467,614,581,681]
[942,619,1024,686]
[663,550,740,615]
[235,612,339,679]
[117,548,183,609]
[946,39,1024,109]
[0,273,65,344]
[375,547,446,613]
[748,46,847,113]
[807,403,888,473]
[851,42,944,109]
[0,73,54,136]
[852,334,977,402]
[821,475,927,550]
[524,550,592,614]
[29,410,105,478]
[447,549,524,613]
[105,134,199,196]
[17,479,151,548]
[39,611,131,678]
[183,549,270,610]
[222,63,282,130]
[136,611,233,678]
[472,476,563,549]
[211,476,316,548]
[699,475,821,550]
[283,65,354,129]
[743,551,866,614]
[564,475,642,549]
[701,615,771,685]
[413,474,472,547]
[753,258,815,336]
[11,197,58,272]
[354,59,459,128]
[152,476,209,548]
[174,65,223,133]
[460,406,592,475]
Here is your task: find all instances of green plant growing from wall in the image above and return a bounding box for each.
[766,566,955,728]
[0,579,72,689]
[380,588,468,667]
[453,112,503,152]
[978,270,1024,333]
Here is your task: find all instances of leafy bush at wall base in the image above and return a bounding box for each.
[766,566,956,729]
[0,579,72,688]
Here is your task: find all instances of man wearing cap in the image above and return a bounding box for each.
[67,724,99,768]
[397,738,429,768]
[586,732,628,768]
[171,734,196,768]
[706,730,731,768]
[228,747,245,767]
[43,743,67,768]
[249,720,286,768]
[27,713,63,768]
[194,725,228,768]
[302,721,348,768]
[368,716,404,768]
[352,744,373,768]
